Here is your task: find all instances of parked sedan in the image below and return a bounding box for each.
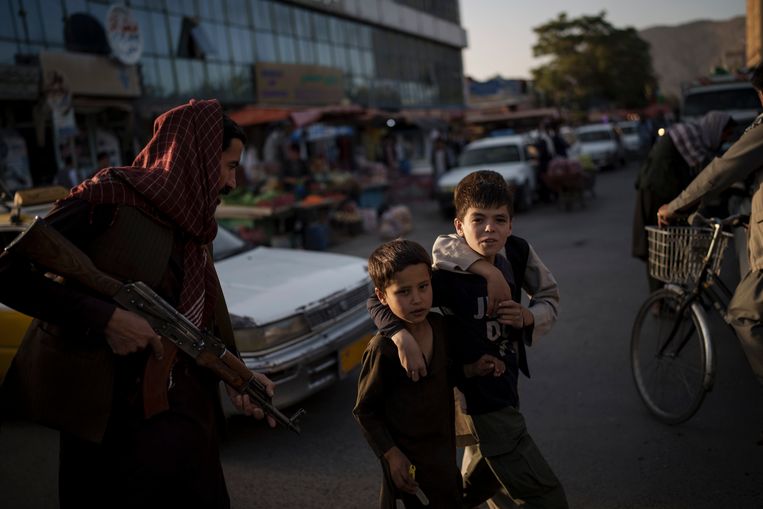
[435,134,536,215]
[213,226,374,410]
[617,121,643,155]
[575,123,626,169]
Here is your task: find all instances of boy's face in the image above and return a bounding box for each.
[375,263,432,325]
[454,205,512,261]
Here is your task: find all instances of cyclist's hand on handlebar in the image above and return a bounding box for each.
[657,204,674,227]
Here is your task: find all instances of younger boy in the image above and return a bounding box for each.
[369,171,567,508]
[354,239,504,508]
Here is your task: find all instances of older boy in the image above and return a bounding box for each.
[355,239,504,508]
[369,171,567,508]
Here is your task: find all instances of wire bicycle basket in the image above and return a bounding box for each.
[645,226,732,284]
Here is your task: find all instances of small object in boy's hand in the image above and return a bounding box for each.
[407,464,429,506]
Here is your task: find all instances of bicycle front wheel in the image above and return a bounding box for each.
[631,288,712,424]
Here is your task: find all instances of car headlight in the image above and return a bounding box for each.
[231,313,311,353]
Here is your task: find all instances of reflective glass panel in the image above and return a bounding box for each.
[230,27,254,63]
[252,0,272,30]
[0,1,15,39]
[151,12,170,55]
[277,35,295,63]
[293,9,311,38]
[255,31,276,61]
[41,1,64,44]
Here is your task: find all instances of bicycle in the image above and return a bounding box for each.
[630,213,748,424]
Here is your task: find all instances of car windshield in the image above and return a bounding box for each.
[213,226,251,261]
[683,87,760,117]
[577,130,613,142]
[619,125,637,135]
[458,145,521,166]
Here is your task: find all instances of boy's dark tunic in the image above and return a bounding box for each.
[353,313,462,509]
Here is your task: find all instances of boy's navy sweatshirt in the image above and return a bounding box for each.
[369,253,533,415]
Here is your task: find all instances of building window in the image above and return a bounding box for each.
[297,38,315,64]
[230,27,254,63]
[252,0,272,30]
[277,35,296,63]
[177,17,217,59]
[225,0,251,26]
[255,31,277,61]
[272,3,293,35]
[0,2,17,40]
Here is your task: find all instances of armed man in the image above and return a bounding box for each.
[0,99,276,508]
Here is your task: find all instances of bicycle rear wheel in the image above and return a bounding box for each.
[630,288,712,424]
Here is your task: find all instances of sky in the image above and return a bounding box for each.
[460,0,746,80]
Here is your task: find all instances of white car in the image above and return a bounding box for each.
[213,226,374,410]
[617,121,642,155]
[575,123,625,169]
[435,135,536,215]
[682,79,761,149]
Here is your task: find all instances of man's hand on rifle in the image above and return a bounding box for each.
[104,307,164,359]
[226,373,278,428]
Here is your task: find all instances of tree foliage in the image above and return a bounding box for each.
[531,12,657,110]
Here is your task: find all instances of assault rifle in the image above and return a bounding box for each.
[5,218,305,434]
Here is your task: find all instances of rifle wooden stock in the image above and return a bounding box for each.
[6,217,303,434]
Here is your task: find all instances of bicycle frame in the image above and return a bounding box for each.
[657,222,735,358]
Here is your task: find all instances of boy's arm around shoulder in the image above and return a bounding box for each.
[433,234,511,315]
[352,339,396,459]
[367,296,428,380]
[523,243,560,341]
[432,233,488,272]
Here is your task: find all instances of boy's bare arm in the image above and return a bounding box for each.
[366,297,428,380]
[433,234,560,341]
[432,233,509,315]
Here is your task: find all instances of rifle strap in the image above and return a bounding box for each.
[142,340,178,418]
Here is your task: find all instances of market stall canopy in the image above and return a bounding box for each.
[290,104,365,128]
[465,107,559,124]
[228,106,292,127]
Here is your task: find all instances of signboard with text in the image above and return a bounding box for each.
[255,63,345,106]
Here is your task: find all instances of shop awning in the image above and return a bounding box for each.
[465,107,559,124]
[290,104,365,128]
[227,106,292,127]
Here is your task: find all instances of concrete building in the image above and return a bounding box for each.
[0,0,467,187]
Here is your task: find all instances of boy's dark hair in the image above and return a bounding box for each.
[222,114,246,150]
[453,170,514,219]
[368,239,432,292]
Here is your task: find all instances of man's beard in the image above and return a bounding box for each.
[219,185,233,196]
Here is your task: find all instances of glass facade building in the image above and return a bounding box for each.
[0,0,466,109]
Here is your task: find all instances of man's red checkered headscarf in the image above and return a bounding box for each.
[65,99,224,326]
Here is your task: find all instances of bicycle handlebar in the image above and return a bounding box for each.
[687,212,749,229]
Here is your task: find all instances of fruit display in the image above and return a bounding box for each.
[223,189,295,210]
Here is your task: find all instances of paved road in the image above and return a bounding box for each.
[2,162,762,508]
